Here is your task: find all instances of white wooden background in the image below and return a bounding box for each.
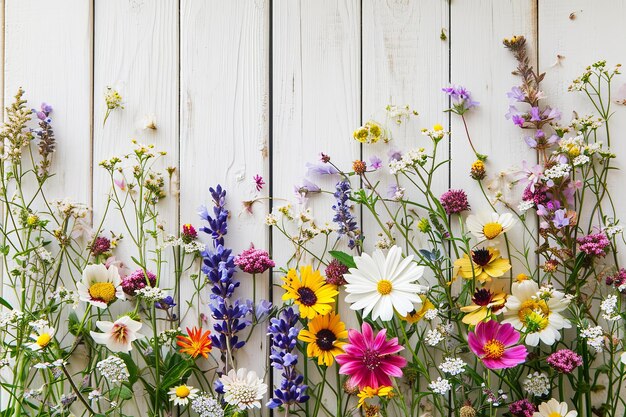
[3,0,626,413]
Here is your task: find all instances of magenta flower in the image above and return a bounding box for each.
[336,322,407,389]
[234,244,275,274]
[467,320,527,369]
[607,268,626,293]
[121,269,156,296]
[439,189,470,215]
[577,232,610,257]
[253,174,265,191]
[90,236,111,256]
[508,398,537,417]
[547,349,583,374]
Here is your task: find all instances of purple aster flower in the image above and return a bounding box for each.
[547,349,583,374]
[506,86,526,102]
[369,155,382,170]
[577,232,611,257]
[552,209,570,229]
[305,162,339,176]
[439,189,470,214]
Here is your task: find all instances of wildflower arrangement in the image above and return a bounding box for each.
[2,33,626,417]
[263,35,626,417]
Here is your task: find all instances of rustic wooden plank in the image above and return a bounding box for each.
[450,0,538,279]
[539,0,626,260]
[179,0,270,386]
[92,0,178,287]
[272,0,360,414]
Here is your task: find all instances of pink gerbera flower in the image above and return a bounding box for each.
[468,320,527,369]
[335,322,407,389]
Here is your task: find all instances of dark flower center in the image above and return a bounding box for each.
[362,349,382,371]
[471,248,492,266]
[297,287,318,307]
[472,288,494,306]
[315,329,337,351]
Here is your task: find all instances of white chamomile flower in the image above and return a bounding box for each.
[344,245,427,321]
[466,212,516,244]
[502,279,571,346]
[219,368,267,410]
[77,264,125,309]
[168,384,199,406]
[534,398,577,417]
[27,326,55,351]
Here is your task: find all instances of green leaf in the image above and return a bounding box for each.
[328,250,356,269]
[160,359,191,390]
[118,352,140,385]
[110,385,133,400]
[0,297,13,310]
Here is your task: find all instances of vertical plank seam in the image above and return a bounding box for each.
[176,0,182,327]
[267,0,274,414]
[90,0,96,222]
[359,0,364,244]
[447,0,452,415]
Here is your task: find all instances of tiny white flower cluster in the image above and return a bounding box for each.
[518,200,535,213]
[34,359,66,370]
[52,199,89,219]
[572,155,590,167]
[265,213,278,226]
[389,147,428,174]
[522,372,550,396]
[191,393,224,417]
[88,389,103,401]
[136,286,167,303]
[604,223,624,238]
[374,236,395,250]
[158,328,182,344]
[428,377,451,395]
[0,310,23,327]
[425,329,444,346]
[424,308,439,321]
[385,104,416,125]
[544,163,571,179]
[96,356,130,384]
[600,295,620,321]
[162,235,206,253]
[50,287,80,309]
[29,319,50,330]
[438,357,466,376]
[580,325,605,352]
[35,247,53,264]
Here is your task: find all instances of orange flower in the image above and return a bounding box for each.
[177,327,212,359]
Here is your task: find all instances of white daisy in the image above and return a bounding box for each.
[502,279,571,346]
[27,326,55,351]
[77,264,125,308]
[466,212,516,244]
[344,245,427,321]
[533,398,577,417]
[90,316,143,353]
[168,384,199,406]
[219,368,267,410]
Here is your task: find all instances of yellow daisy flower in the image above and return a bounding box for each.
[453,247,511,283]
[298,312,347,366]
[357,386,394,408]
[401,295,435,324]
[281,266,338,319]
[460,287,507,325]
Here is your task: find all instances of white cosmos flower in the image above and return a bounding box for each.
[168,384,199,406]
[220,368,267,410]
[27,326,55,351]
[344,245,427,321]
[533,398,577,417]
[502,279,571,346]
[90,316,143,353]
[466,212,516,244]
[77,264,125,308]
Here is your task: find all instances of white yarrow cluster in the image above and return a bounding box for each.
[580,325,605,352]
[438,357,466,376]
[135,286,166,303]
[518,200,535,212]
[601,295,620,321]
[428,377,451,395]
[389,147,427,174]
[426,329,444,346]
[96,356,130,384]
[572,155,590,166]
[191,393,224,417]
[0,310,23,327]
[424,308,439,321]
[604,224,624,238]
[522,372,550,396]
[544,163,571,179]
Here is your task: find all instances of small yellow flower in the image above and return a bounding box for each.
[453,247,511,283]
[402,295,435,324]
[433,123,444,131]
[357,386,394,408]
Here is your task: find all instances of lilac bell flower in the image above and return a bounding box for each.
[305,162,338,176]
[369,155,382,170]
[553,209,569,229]
[506,86,526,102]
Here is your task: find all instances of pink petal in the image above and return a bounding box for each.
[467,332,484,356]
[481,358,504,369]
[377,340,403,355]
[379,362,404,377]
[372,328,388,350]
[361,322,374,345]
[496,322,520,346]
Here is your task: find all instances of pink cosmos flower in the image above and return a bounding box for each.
[335,322,407,389]
[467,320,527,369]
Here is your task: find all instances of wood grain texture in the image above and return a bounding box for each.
[179,0,270,380]
[272,0,360,414]
[450,0,538,279]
